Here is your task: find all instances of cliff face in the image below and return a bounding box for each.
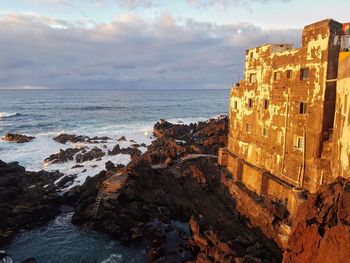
[283,177,350,263]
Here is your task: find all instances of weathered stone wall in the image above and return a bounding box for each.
[227,19,343,201]
[333,52,350,178]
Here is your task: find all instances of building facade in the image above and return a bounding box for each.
[219,19,350,214]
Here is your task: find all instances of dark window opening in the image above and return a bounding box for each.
[300,68,310,80]
[249,73,257,84]
[299,102,307,114]
[263,99,269,110]
[287,70,292,79]
[247,98,253,108]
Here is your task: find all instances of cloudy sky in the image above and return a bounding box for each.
[0,0,349,89]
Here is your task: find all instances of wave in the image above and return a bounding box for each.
[0,112,21,119]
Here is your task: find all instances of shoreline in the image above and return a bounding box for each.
[1,115,283,263]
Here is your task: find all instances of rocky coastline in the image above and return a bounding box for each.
[1,116,349,263]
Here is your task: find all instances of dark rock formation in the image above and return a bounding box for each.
[105,161,115,171]
[2,134,35,143]
[283,177,350,263]
[69,116,281,262]
[53,134,88,144]
[76,148,105,163]
[108,145,141,159]
[117,136,126,142]
[44,148,84,164]
[53,134,111,144]
[0,160,63,246]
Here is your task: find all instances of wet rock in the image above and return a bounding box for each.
[2,133,35,143]
[53,134,88,144]
[117,136,126,142]
[45,148,84,164]
[72,164,84,169]
[56,175,77,188]
[0,160,63,246]
[105,161,115,171]
[76,148,105,163]
[108,145,141,159]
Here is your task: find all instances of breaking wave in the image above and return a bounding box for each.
[0,112,21,119]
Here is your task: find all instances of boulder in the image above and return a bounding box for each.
[44,148,84,164]
[2,133,35,143]
[76,148,105,163]
[53,134,89,144]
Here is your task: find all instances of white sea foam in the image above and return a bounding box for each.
[0,112,20,119]
[0,123,154,190]
[0,115,217,190]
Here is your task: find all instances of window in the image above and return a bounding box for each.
[299,102,307,114]
[294,136,304,150]
[250,52,254,59]
[249,73,257,84]
[262,127,269,137]
[274,71,281,82]
[247,98,253,108]
[233,101,238,110]
[287,70,292,79]
[263,99,269,110]
[300,68,310,80]
[246,123,251,134]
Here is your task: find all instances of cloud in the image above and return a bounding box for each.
[187,0,292,9]
[0,13,301,89]
[118,0,153,9]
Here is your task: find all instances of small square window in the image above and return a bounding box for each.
[247,98,253,108]
[263,99,269,110]
[294,136,304,150]
[246,123,251,134]
[299,102,307,114]
[274,71,281,82]
[300,68,310,80]
[287,70,292,79]
[249,73,257,84]
[262,127,269,137]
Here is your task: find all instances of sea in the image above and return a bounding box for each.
[0,89,229,263]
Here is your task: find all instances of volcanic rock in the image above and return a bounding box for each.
[44,148,84,164]
[53,134,88,144]
[0,160,63,246]
[283,177,350,263]
[117,136,127,142]
[76,148,105,163]
[2,133,35,143]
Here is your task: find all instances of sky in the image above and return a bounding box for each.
[0,0,349,89]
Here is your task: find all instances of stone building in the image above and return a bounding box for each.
[219,19,350,215]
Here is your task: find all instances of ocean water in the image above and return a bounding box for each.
[0,89,229,263]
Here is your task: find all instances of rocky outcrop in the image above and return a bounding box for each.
[283,177,350,263]
[44,148,84,164]
[0,160,63,246]
[108,145,141,159]
[53,134,110,144]
[69,116,282,262]
[75,147,105,163]
[53,134,88,144]
[2,134,35,143]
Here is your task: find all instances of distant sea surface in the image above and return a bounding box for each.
[0,89,229,263]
